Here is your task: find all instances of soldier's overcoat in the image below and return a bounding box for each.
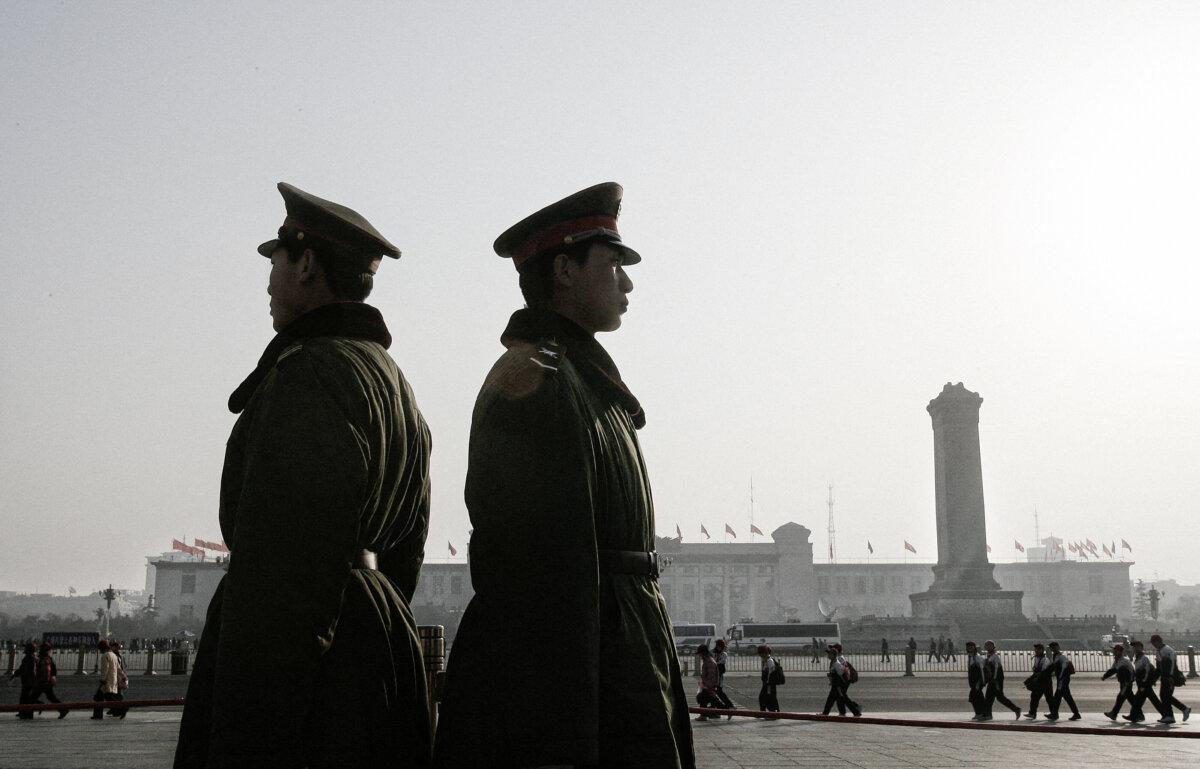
[176,302,432,769]
[434,309,694,769]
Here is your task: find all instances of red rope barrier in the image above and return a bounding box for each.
[687,707,1198,739]
[0,698,185,713]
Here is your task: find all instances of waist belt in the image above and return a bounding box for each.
[598,549,659,579]
[353,549,378,570]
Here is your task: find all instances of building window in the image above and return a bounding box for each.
[872,576,885,593]
[835,576,850,595]
[181,574,196,594]
[758,566,773,575]
[854,577,867,595]
[179,605,194,619]
[1088,575,1104,594]
[816,576,830,593]
[733,565,749,575]
[432,576,444,595]
[891,576,905,591]
[450,576,463,595]
[682,584,695,601]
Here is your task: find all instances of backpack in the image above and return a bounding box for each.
[1064,659,1075,676]
[843,660,859,684]
[1173,667,1187,687]
[768,657,786,685]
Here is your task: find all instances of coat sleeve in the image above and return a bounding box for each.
[209,350,368,767]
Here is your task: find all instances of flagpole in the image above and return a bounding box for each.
[749,476,755,542]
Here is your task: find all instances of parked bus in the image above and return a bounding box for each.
[724,622,841,655]
[671,623,718,654]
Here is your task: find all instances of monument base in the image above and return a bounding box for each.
[910,589,1025,620]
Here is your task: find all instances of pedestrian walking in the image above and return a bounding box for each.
[92,640,121,720]
[982,640,1021,720]
[945,638,957,662]
[10,642,37,720]
[965,642,986,719]
[928,637,940,663]
[106,641,130,718]
[712,639,736,717]
[1046,641,1080,721]
[936,636,946,663]
[175,183,433,769]
[1149,634,1192,723]
[433,183,693,769]
[758,645,781,713]
[1102,643,1136,720]
[694,645,721,721]
[821,644,861,717]
[1128,640,1160,723]
[1023,643,1054,719]
[880,637,890,663]
[810,637,820,664]
[32,643,67,719]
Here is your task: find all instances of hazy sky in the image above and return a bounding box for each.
[3,2,1198,595]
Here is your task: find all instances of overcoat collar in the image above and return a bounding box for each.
[228,302,391,414]
[501,307,645,429]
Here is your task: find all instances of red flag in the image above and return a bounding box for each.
[750,524,764,536]
[904,540,916,554]
[1122,539,1132,551]
[725,524,736,538]
[194,538,230,553]
[1014,540,1025,552]
[986,543,992,553]
[448,541,457,557]
[676,524,683,540]
[1086,538,1097,551]
[867,541,874,554]
[1067,542,1076,552]
[172,538,188,553]
[1102,544,1111,557]
[700,524,710,539]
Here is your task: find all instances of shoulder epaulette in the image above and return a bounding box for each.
[528,337,565,373]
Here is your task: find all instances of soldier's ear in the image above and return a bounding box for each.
[551,252,576,288]
[297,248,321,283]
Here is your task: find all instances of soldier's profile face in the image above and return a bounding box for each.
[561,242,633,333]
[267,247,303,331]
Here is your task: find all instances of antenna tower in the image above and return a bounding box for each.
[826,484,836,563]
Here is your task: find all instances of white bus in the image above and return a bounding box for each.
[671,623,718,653]
[725,622,841,655]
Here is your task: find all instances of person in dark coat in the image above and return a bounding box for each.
[1128,640,1161,722]
[175,183,432,769]
[1023,643,1054,718]
[1102,644,1135,720]
[712,639,736,716]
[965,641,986,719]
[1045,641,1080,721]
[434,183,694,769]
[982,640,1021,720]
[880,637,890,663]
[758,644,781,713]
[10,643,38,720]
[33,643,68,718]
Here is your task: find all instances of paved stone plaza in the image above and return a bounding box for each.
[3,674,1197,767]
[2,709,1198,769]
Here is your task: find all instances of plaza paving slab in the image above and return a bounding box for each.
[1,710,1198,769]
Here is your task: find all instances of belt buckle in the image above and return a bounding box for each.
[648,551,660,578]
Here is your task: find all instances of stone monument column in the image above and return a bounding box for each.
[910,382,1023,620]
[927,382,999,591]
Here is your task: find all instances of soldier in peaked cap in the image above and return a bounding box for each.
[434,183,695,769]
[175,183,432,769]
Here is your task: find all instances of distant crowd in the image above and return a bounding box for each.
[689,633,1192,726]
[7,639,130,720]
[3,637,188,653]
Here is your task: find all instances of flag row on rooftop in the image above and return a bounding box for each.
[438,534,1133,559]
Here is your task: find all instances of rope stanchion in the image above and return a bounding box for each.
[687,707,1199,739]
[0,698,185,714]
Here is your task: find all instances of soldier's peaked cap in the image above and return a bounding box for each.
[257,182,401,260]
[493,181,640,271]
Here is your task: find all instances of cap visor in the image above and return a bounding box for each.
[613,242,641,265]
[257,239,280,257]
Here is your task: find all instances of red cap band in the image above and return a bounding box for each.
[513,214,619,268]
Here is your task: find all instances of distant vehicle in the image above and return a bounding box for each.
[1100,631,1130,650]
[725,622,841,655]
[41,631,100,649]
[671,623,718,653]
